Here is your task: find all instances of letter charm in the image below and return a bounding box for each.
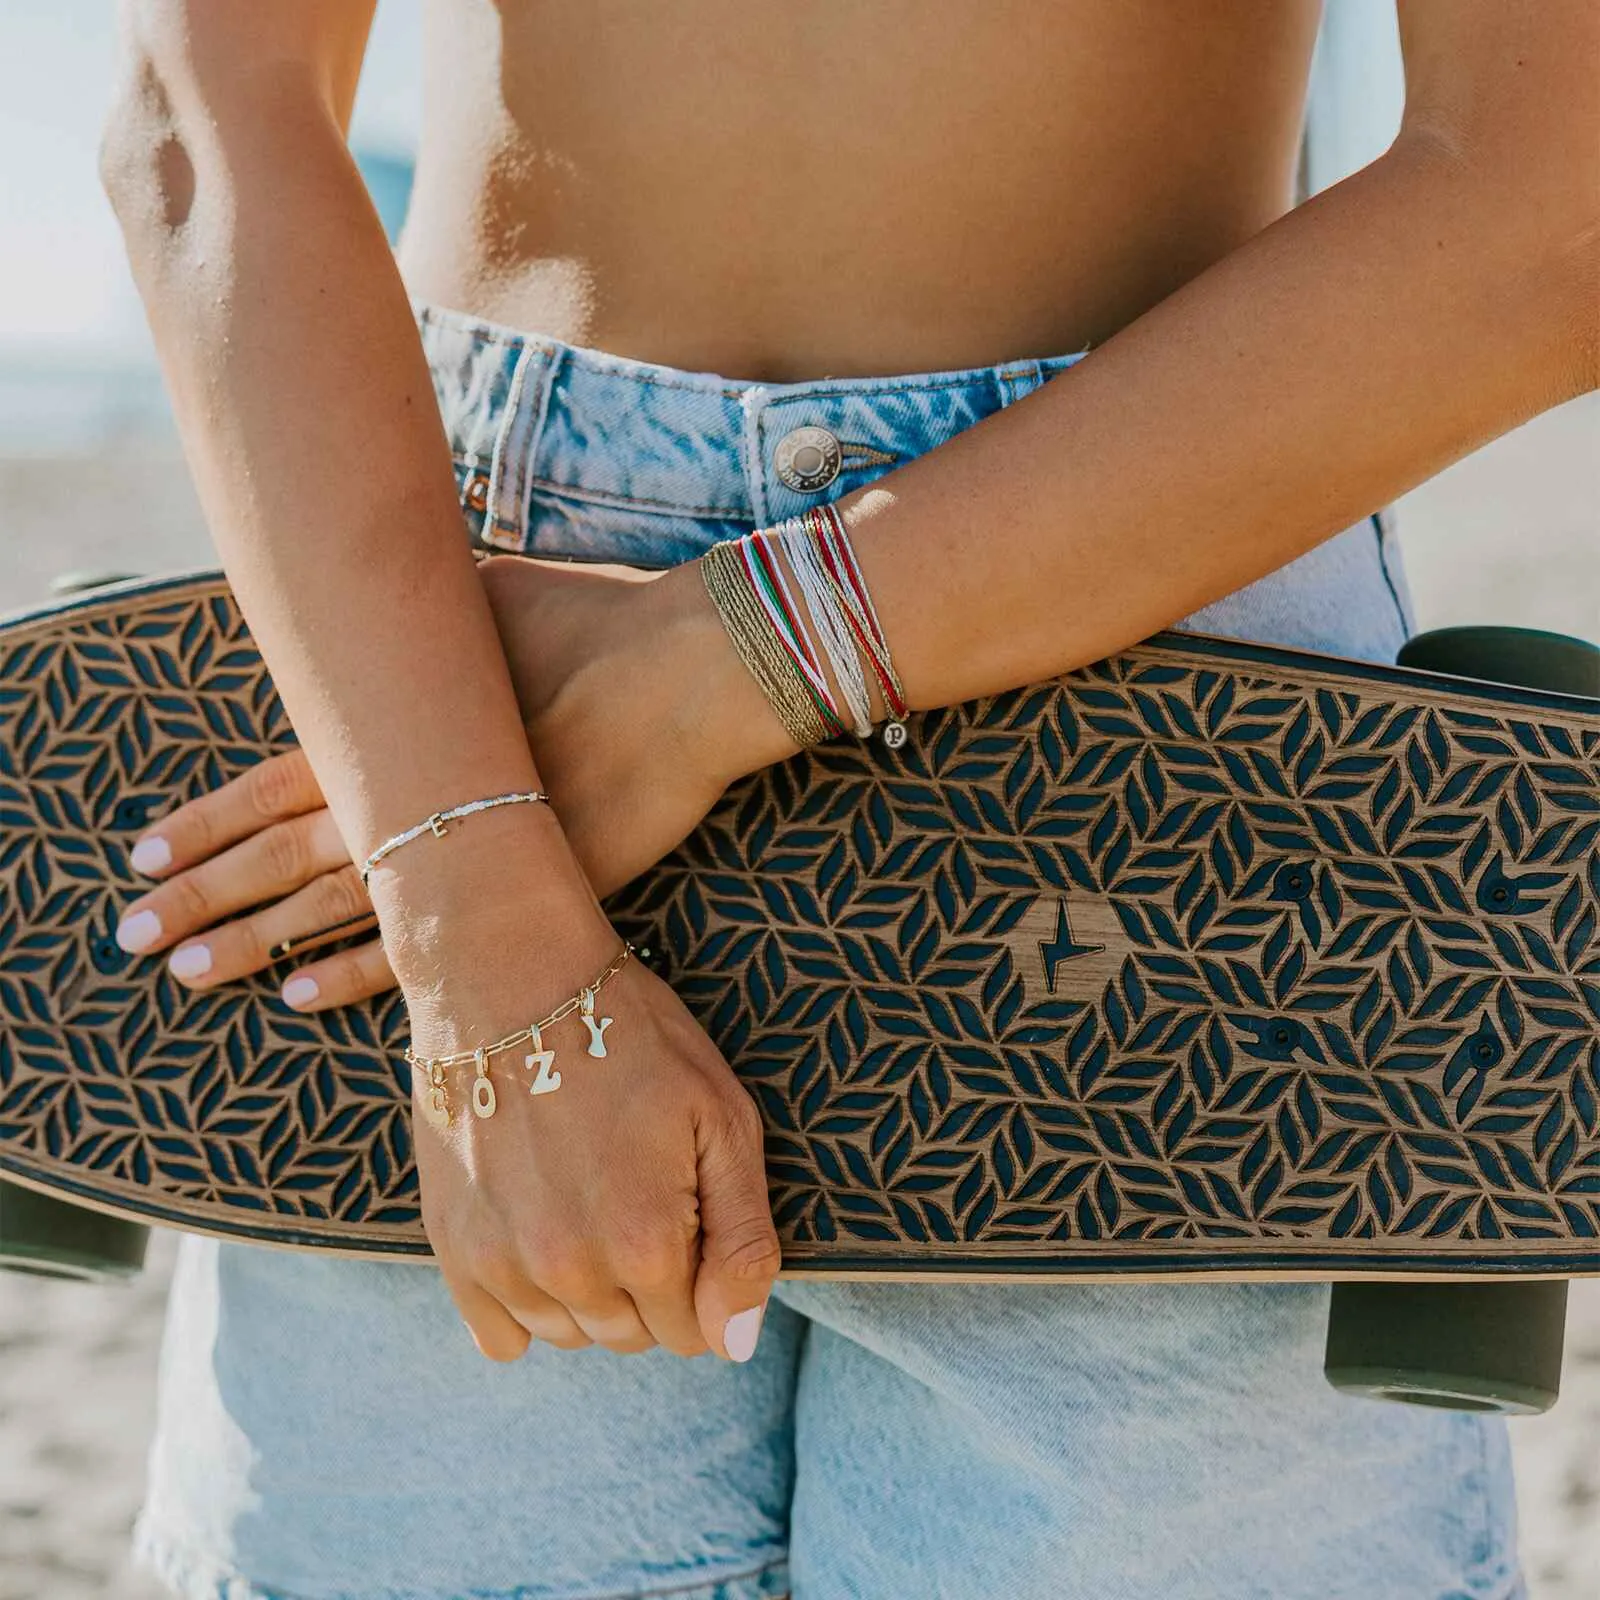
[524,1024,561,1096]
[580,988,612,1059]
[424,1062,452,1129]
[470,1048,497,1119]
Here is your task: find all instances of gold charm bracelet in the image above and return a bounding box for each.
[403,943,634,1127]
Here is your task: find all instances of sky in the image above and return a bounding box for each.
[0,0,422,360]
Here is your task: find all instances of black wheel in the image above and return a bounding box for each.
[1323,624,1599,1414]
[0,1180,149,1283]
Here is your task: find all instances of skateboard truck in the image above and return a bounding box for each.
[1322,625,1600,1415]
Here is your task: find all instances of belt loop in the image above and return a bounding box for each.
[995,360,1047,408]
[740,385,774,529]
[483,340,554,550]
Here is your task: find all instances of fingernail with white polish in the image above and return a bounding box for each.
[115,908,163,953]
[281,975,320,1009]
[169,943,212,981]
[724,1303,766,1363]
[130,835,172,875]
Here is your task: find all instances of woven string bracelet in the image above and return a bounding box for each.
[812,504,909,739]
[772,517,875,736]
[702,541,833,747]
[701,503,909,749]
[741,535,847,736]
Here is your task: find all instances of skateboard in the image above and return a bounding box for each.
[2,569,1596,1294]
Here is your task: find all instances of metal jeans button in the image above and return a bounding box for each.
[774,426,843,493]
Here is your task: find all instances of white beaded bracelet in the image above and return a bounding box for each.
[359,790,550,885]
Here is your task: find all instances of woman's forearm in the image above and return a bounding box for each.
[102,4,606,977]
[711,4,1590,727]
[842,125,1595,712]
[656,9,1596,786]
[103,8,783,1365]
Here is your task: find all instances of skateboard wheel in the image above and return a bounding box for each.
[47,570,140,597]
[1324,624,1599,1414]
[1324,1281,1567,1415]
[0,1179,148,1283]
[1397,624,1600,698]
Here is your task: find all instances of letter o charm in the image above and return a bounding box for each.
[472,1074,498,1118]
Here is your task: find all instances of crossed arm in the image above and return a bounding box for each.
[102,0,1597,1362]
[851,0,1597,711]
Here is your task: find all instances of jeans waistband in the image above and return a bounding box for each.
[416,304,1085,553]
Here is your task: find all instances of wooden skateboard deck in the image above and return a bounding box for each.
[2,572,1598,1278]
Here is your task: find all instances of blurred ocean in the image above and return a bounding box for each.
[0,0,419,408]
[0,363,170,457]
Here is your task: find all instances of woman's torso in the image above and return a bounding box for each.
[399,0,1324,378]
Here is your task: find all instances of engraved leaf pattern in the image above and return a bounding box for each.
[2,581,1598,1268]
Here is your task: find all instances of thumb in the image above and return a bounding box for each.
[693,1098,781,1361]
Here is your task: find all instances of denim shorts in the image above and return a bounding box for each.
[135,306,1522,1600]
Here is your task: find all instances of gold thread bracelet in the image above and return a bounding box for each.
[403,943,633,1125]
[702,542,831,748]
[360,790,551,886]
[702,543,822,746]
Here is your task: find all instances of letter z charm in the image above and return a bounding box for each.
[524,1024,561,1097]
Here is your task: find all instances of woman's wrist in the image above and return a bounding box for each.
[390,900,625,1058]
[667,505,912,765]
[369,805,616,999]
[642,558,804,784]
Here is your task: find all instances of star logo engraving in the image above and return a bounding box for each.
[1038,900,1105,995]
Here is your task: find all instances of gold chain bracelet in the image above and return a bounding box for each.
[403,943,634,1126]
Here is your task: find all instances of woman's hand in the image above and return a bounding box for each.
[114,745,386,1009]
[115,555,790,1009]
[114,557,787,1361]
[373,803,782,1364]
[403,899,780,1364]
[476,554,796,895]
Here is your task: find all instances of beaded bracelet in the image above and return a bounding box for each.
[404,943,634,1126]
[360,790,551,886]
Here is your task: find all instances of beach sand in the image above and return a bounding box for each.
[1,395,1596,1597]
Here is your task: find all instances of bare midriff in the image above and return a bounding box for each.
[398,0,1324,381]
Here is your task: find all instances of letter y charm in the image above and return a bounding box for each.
[580,988,613,1059]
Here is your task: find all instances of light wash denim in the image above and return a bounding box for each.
[136,306,1521,1600]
